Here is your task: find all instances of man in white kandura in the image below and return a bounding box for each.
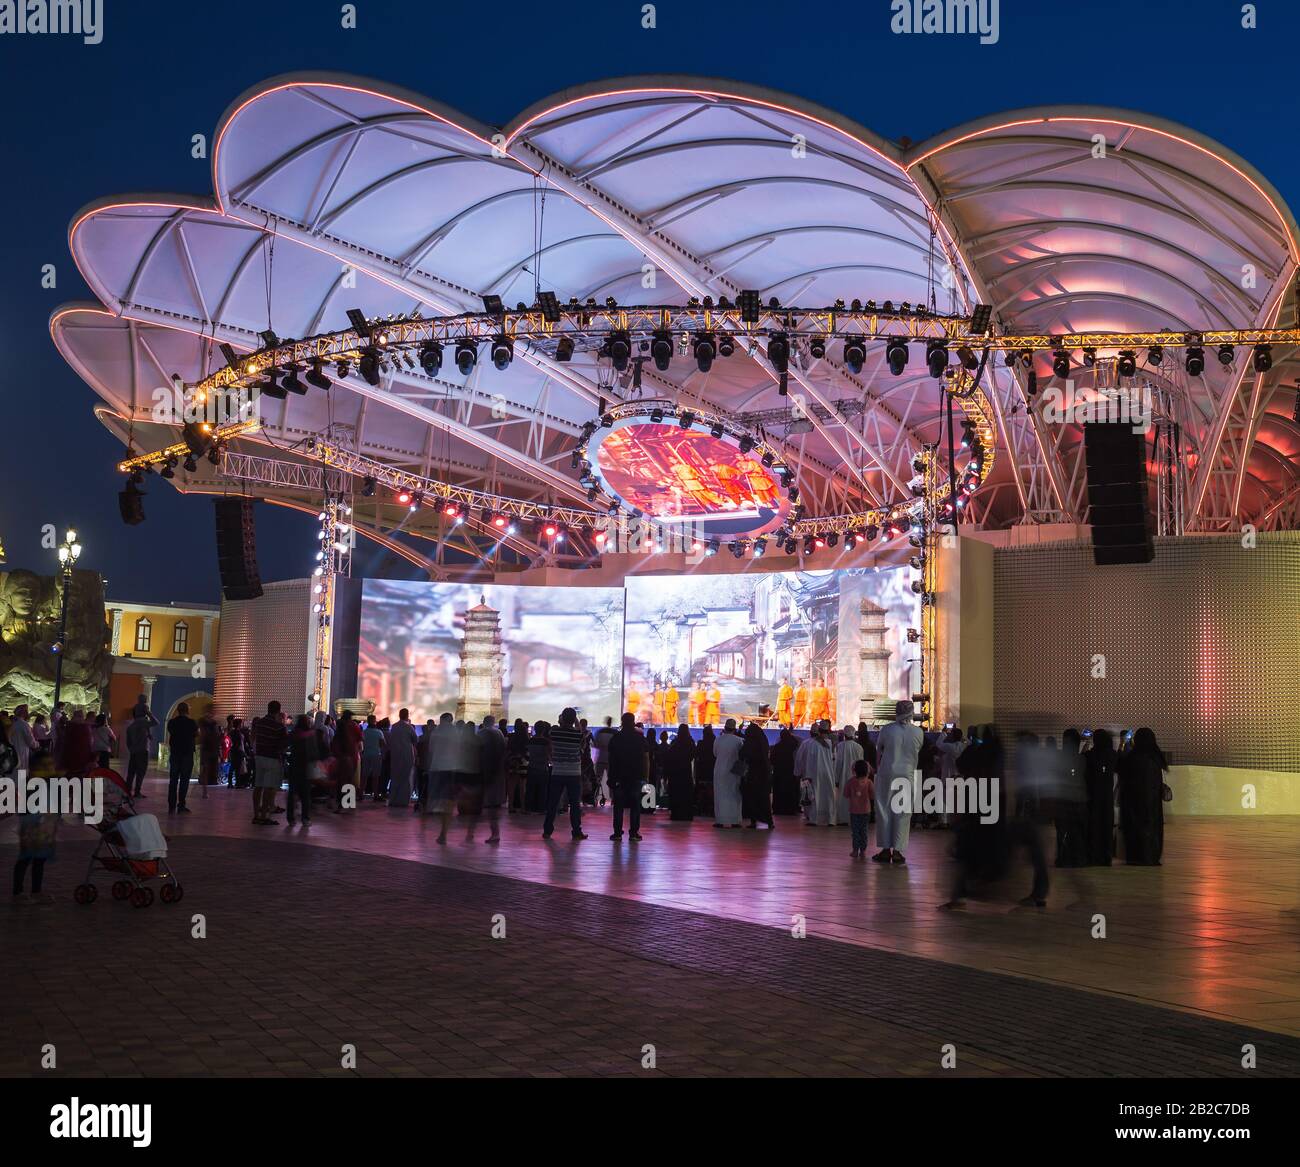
[711,719,744,828]
[832,724,863,825]
[795,721,837,826]
[873,700,924,864]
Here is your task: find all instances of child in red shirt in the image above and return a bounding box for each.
[845,759,876,858]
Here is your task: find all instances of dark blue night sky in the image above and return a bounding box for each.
[0,0,1289,603]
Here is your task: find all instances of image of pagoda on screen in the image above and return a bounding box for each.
[623,568,916,728]
[358,579,625,724]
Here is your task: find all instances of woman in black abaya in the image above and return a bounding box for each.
[1118,727,1166,865]
[1084,729,1117,865]
[694,725,715,818]
[770,727,800,815]
[665,725,696,821]
[740,722,774,829]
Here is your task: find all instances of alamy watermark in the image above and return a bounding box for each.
[1,769,103,825]
[0,0,103,44]
[890,0,999,45]
[1040,381,1153,435]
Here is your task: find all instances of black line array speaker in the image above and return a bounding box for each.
[1083,422,1154,565]
[214,497,263,600]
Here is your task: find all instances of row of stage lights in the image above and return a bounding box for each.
[377,483,928,556]
[1036,341,1273,381]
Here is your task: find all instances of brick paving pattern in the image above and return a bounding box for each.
[4,836,1298,1077]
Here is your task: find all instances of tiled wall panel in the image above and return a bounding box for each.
[993,534,1300,771]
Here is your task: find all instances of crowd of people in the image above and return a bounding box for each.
[1,694,1170,906]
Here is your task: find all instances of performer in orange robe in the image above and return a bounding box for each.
[776,679,794,726]
[690,686,707,726]
[651,687,664,726]
[808,680,830,726]
[705,686,722,726]
[626,684,643,721]
[664,686,679,725]
[792,684,809,727]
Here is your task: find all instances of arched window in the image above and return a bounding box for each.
[172,621,189,655]
[134,617,152,653]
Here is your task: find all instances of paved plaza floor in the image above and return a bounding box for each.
[3,774,1300,1077]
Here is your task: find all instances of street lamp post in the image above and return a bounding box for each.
[52,529,83,711]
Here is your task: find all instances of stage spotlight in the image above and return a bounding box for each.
[554,335,575,363]
[956,346,979,372]
[361,477,376,497]
[710,422,724,439]
[160,458,177,480]
[1052,350,1071,378]
[803,535,815,555]
[346,309,370,336]
[761,451,774,468]
[886,337,908,376]
[182,454,197,472]
[679,411,696,429]
[885,516,911,537]
[419,341,444,376]
[826,532,839,548]
[704,538,719,557]
[910,579,924,594]
[1082,346,1097,367]
[737,289,761,323]
[482,294,505,318]
[729,540,744,559]
[809,335,826,360]
[651,329,673,371]
[969,304,992,335]
[491,335,514,370]
[865,523,879,541]
[926,340,949,379]
[1185,346,1205,376]
[1253,343,1273,373]
[1117,350,1137,378]
[752,538,767,557]
[455,340,478,375]
[814,535,826,550]
[693,332,716,372]
[650,407,665,424]
[718,334,735,358]
[765,332,791,375]
[738,435,754,454]
[843,336,867,374]
[607,330,631,372]
[335,359,351,380]
[358,348,381,385]
[206,445,221,466]
[281,365,306,394]
[408,490,423,510]
[1146,345,1163,368]
[257,368,287,399]
[542,519,558,540]
[844,532,857,550]
[306,359,331,391]
[1217,343,1235,366]
[960,421,974,450]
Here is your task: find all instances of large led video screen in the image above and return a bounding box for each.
[358,580,625,725]
[590,420,788,533]
[624,568,918,727]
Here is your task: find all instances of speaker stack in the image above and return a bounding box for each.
[213,497,263,600]
[1083,422,1154,565]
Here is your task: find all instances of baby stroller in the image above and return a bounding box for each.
[74,767,183,908]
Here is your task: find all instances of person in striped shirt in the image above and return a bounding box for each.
[542,707,588,840]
